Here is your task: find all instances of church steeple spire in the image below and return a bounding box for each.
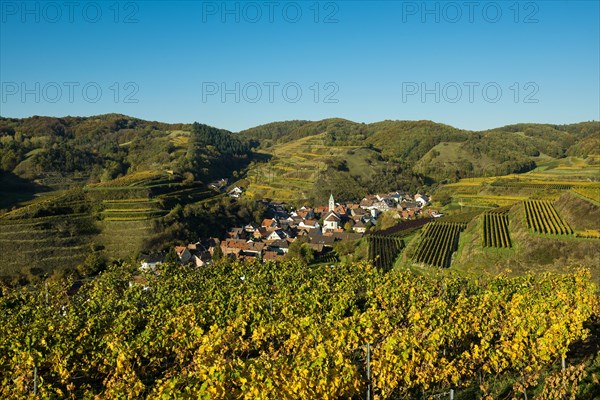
[329,194,335,212]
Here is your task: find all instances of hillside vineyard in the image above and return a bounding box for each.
[0,115,599,399]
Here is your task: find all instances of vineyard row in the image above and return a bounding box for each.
[413,222,466,268]
[482,211,511,248]
[367,235,404,270]
[524,200,573,235]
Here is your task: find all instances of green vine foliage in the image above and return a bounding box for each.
[0,261,596,399]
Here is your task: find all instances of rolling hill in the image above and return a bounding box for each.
[0,171,215,280]
[0,115,253,280]
[1,114,598,280]
[239,118,599,204]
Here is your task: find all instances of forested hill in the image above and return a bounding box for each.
[241,119,600,183]
[0,114,252,188]
[1,114,598,193]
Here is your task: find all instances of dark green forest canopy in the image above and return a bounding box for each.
[241,118,599,198]
[1,115,598,191]
[241,118,599,162]
[0,115,253,185]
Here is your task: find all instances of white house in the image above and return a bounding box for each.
[268,239,290,254]
[299,219,321,230]
[353,220,367,233]
[140,254,163,272]
[322,212,341,232]
[228,186,243,198]
[267,229,286,241]
[414,194,429,207]
[244,222,259,233]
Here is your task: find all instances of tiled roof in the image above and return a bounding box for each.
[324,212,341,221]
[261,218,276,227]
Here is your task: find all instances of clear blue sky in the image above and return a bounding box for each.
[1,0,599,131]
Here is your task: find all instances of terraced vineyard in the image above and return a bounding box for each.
[91,170,167,187]
[100,199,164,221]
[491,179,600,192]
[245,135,334,201]
[482,209,511,248]
[524,199,573,235]
[413,222,466,268]
[0,213,96,277]
[245,133,386,202]
[453,194,525,208]
[88,172,212,221]
[572,187,600,205]
[0,171,218,277]
[492,181,574,190]
[95,219,155,260]
[366,235,404,270]
[90,175,213,259]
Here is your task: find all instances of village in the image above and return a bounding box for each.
[141,189,438,271]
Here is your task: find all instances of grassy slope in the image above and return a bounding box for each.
[244,133,382,203]
[396,205,599,285]
[554,191,600,231]
[0,170,214,278]
[399,156,600,284]
[453,202,599,284]
[414,142,495,179]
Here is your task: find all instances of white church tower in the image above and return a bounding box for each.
[329,194,335,212]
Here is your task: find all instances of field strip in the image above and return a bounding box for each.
[103,198,157,203]
[0,214,90,225]
[102,208,155,213]
[17,245,89,254]
[453,194,527,200]
[0,236,92,244]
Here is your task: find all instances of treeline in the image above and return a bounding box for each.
[238,120,311,145]
[0,115,254,185]
[244,118,599,185]
[311,159,425,204]
[144,195,266,252]
[2,115,598,194]
[177,122,252,180]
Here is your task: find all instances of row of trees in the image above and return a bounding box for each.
[181,122,252,180]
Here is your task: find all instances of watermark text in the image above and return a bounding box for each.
[1,1,139,23]
[202,81,339,103]
[1,81,140,103]
[401,81,539,103]
[201,1,339,23]
[401,1,539,23]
